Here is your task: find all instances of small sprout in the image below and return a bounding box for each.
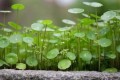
[26,56,38,67]
[103,68,118,73]
[116,45,120,53]
[8,22,22,30]
[58,59,71,70]
[46,48,59,59]
[79,51,92,62]
[97,38,112,47]
[16,63,26,70]
[0,37,9,48]
[11,4,25,10]
[101,11,116,21]
[83,2,103,7]
[66,52,76,60]
[5,53,18,65]
[31,23,44,31]
[23,37,34,44]
[9,34,22,44]
[62,19,76,25]
[74,32,85,38]
[68,8,84,14]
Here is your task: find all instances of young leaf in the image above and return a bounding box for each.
[8,22,22,30]
[9,34,22,43]
[16,63,26,70]
[26,56,38,67]
[66,52,76,60]
[0,38,9,48]
[11,4,25,10]
[79,51,92,62]
[68,8,84,14]
[58,59,71,70]
[98,38,112,47]
[46,48,59,59]
[5,53,18,65]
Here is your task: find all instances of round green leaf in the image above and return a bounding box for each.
[31,23,44,31]
[68,8,84,14]
[80,18,95,25]
[0,38,9,48]
[11,4,25,10]
[101,11,116,21]
[66,52,76,60]
[16,63,26,70]
[9,34,22,43]
[103,68,117,73]
[23,37,34,44]
[116,45,120,53]
[62,19,76,25]
[86,31,96,40]
[5,53,18,65]
[106,53,116,59]
[115,16,120,20]
[79,51,92,62]
[41,27,55,32]
[26,56,38,67]
[83,2,103,7]
[58,59,71,70]
[42,20,53,25]
[98,38,112,47]
[8,22,22,30]
[98,27,110,36]
[46,48,59,59]
[74,32,85,38]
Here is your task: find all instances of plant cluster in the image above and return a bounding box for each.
[0,2,120,72]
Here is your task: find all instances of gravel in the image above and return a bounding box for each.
[0,69,120,80]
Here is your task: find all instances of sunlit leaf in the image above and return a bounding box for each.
[46,48,59,59]
[68,8,84,14]
[58,27,72,31]
[58,59,71,70]
[9,34,22,43]
[26,56,38,67]
[98,38,112,47]
[42,20,53,25]
[83,2,103,7]
[101,11,116,21]
[3,28,12,32]
[42,27,55,31]
[11,4,25,10]
[31,23,44,31]
[62,19,76,25]
[5,53,18,65]
[16,63,26,70]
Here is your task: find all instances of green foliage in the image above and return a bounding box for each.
[0,2,120,72]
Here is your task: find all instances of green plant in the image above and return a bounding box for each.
[0,2,120,72]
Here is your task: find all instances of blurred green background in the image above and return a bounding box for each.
[0,0,120,26]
